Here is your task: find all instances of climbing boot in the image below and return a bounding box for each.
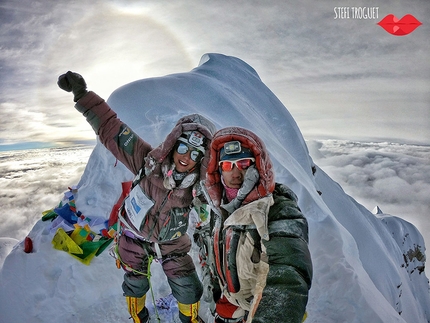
[178,301,200,323]
[126,295,149,323]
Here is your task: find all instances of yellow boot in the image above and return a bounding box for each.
[126,295,148,323]
[178,301,200,323]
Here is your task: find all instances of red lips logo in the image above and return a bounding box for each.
[377,14,422,36]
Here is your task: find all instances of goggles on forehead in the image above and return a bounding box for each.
[219,157,255,172]
[176,142,203,162]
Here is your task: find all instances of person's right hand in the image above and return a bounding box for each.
[57,71,88,102]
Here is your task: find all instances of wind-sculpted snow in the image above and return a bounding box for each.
[0,53,428,323]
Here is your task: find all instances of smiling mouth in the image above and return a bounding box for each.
[179,160,188,166]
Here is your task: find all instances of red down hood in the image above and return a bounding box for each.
[205,127,275,208]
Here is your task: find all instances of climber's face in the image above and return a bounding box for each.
[221,164,246,188]
[220,158,255,189]
[219,141,255,189]
[173,144,198,173]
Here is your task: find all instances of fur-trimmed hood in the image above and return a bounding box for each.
[205,127,275,208]
[144,114,216,182]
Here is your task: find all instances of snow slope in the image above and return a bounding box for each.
[0,53,428,323]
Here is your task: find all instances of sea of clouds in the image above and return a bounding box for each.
[0,145,93,240]
[307,140,430,244]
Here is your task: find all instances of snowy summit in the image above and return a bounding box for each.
[0,53,428,323]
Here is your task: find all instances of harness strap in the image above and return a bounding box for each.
[154,242,163,260]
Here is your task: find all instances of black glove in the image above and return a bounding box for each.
[57,71,88,102]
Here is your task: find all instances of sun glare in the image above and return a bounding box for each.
[108,2,151,16]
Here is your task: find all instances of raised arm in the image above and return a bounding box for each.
[57,71,152,175]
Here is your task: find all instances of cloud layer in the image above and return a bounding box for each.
[0,146,93,239]
[308,140,430,254]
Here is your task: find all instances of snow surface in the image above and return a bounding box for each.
[0,53,429,323]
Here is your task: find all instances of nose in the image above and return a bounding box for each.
[182,150,192,162]
[231,165,242,176]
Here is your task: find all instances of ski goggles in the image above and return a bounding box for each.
[219,157,255,172]
[176,142,203,162]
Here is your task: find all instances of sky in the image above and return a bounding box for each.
[1,54,429,322]
[0,0,429,150]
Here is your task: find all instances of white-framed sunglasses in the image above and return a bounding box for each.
[218,158,255,171]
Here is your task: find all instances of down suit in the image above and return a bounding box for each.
[197,127,313,323]
[73,90,216,323]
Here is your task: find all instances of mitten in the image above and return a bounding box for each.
[57,71,88,102]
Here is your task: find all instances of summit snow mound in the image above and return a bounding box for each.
[0,53,429,323]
